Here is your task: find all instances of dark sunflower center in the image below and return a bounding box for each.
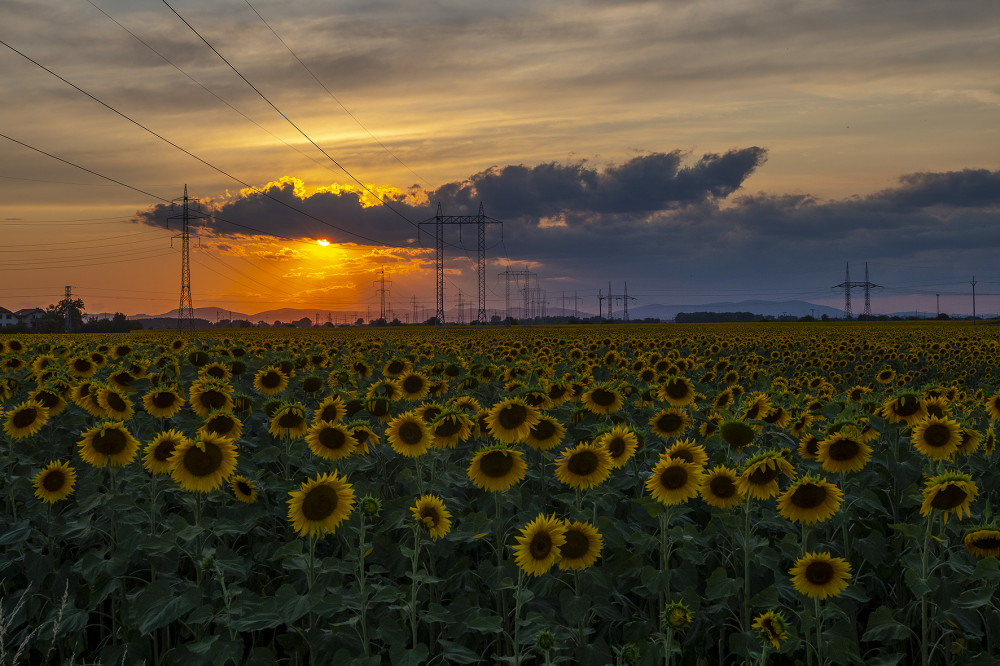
[567,450,599,476]
[656,413,683,433]
[302,484,338,521]
[43,470,65,491]
[261,372,282,388]
[480,450,514,478]
[423,407,442,422]
[319,405,340,421]
[529,531,552,560]
[763,408,784,424]
[206,366,226,379]
[669,448,694,463]
[790,483,827,509]
[237,480,253,495]
[13,407,38,428]
[721,422,755,448]
[561,530,589,560]
[435,417,462,437]
[930,483,968,510]
[922,424,952,448]
[302,377,323,392]
[318,427,348,450]
[894,396,920,417]
[530,420,557,440]
[590,389,616,407]
[606,436,626,458]
[398,421,424,446]
[709,475,736,499]
[154,440,176,462]
[664,380,689,400]
[92,429,128,455]
[207,415,235,433]
[402,376,425,394]
[367,399,390,416]
[497,404,528,430]
[153,392,177,408]
[386,361,406,375]
[419,506,440,527]
[182,442,223,477]
[748,465,778,485]
[34,392,58,408]
[548,385,567,400]
[277,411,304,428]
[659,465,688,490]
[745,404,763,420]
[106,393,127,412]
[74,359,92,372]
[972,536,1000,550]
[350,429,370,446]
[804,561,834,585]
[803,437,819,456]
[828,439,861,461]
[200,390,227,410]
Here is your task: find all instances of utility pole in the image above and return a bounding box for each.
[373,267,391,321]
[457,290,465,325]
[936,294,940,317]
[607,281,613,322]
[64,285,72,333]
[598,289,603,321]
[971,276,978,325]
[832,262,880,319]
[169,185,203,332]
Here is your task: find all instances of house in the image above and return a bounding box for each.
[16,308,45,328]
[0,307,17,328]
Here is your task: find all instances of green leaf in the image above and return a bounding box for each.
[463,612,503,633]
[438,639,482,664]
[861,606,911,642]
[705,567,739,601]
[0,521,30,546]
[131,580,201,634]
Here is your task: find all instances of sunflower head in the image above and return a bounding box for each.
[485,398,540,444]
[411,494,452,540]
[700,465,743,510]
[169,433,238,493]
[33,460,76,504]
[513,513,566,577]
[78,421,140,468]
[287,471,356,538]
[777,475,843,525]
[658,376,696,407]
[143,429,189,475]
[911,415,963,461]
[230,475,258,504]
[920,471,978,524]
[752,611,789,649]
[3,400,50,439]
[525,416,567,452]
[789,551,852,599]
[719,420,756,450]
[660,601,694,629]
[594,425,638,467]
[554,442,613,490]
[964,525,1000,558]
[467,445,527,492]
[646,458,705,506]
[558,520,603,570]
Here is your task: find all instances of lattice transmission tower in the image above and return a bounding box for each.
[832,262,880,319]
[169,185,204,331]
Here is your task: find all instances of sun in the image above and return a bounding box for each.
[316,239,330,246]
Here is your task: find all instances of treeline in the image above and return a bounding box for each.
[674,311,760,323]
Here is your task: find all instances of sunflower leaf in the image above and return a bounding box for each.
[705,567,739,601]
[861,606,910,642]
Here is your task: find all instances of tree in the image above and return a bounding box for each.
[37,295,86,332]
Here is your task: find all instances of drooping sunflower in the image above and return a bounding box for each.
[286,471,356,538]
[911,415,962,461]
[920,471,977,524]
[554,442,613,490]
[558,520,603,570]
[983,394,1000,422]
[719,420,756,451]
[253,366,289,397]
[3,400,49,439]
[777,475,843,524]
[646,458,705,506]
[230,475,258,504]
[485,398,540,444]
[143,429,189,475]
[142,387,185,419]
[737,451,796,500]
[657,375,696,407]
[648,408,689,439]
[346,421,379,455]
[411,494,452,540]
[364,397,392,421]
[386,411,433,457]
[816,434,871,474]
[306,421,356,461]
[198,411,243,441]
[594,425,638,467]
[699,465,743,510]
[661,601,694,629]
[964,526,1000,558]
[789,552,852,599]
[429,409,472,448]
[78,421,140,468]
[189,379,234,418]
[269,402,309,439]
[664,438,708,467]
[169,433,238,493]
[752,611,789,650]
[29,386,68,417]
[467,445,527,492]
[525,416,567,452]
[513,513,566,577]
[33,460,76,504]
[314,393,347,424]
[581,384,624,415]
[881,392,927,426]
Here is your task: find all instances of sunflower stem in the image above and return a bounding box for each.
[512,568,524,666]
[814,597,824,666]
[307,534,317,633]
[409,525,422,649]
[357,514,371,657]
[920,512,934,666]
[742,501,751,632]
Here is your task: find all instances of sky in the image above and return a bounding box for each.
[2,0,999,320]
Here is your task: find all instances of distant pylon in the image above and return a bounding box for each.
[374,267,391,321]
[64,285,72,333]
[832,262,880,320]
[169,185,203,332]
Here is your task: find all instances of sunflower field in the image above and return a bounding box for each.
[2,322,1000,665]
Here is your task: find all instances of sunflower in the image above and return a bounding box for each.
[29,386,68,417]
[253,366,289,397]
[306,421,356,461]
[143,429,189,475]
[427,410,471,449]
[984,394,1000,421]
[513,513,566,577]
[920,471,977,524]
[398,372,431,401]
[269,402,309,439]
[554,442,613,490]
[911,416,962,461]
[525,416,567,452]
[816,434,871,474]
[346,421,379,455]
[558,520,603,570]
[881,392,927,426]
[648,408,689,439]
[383,358,411,377]
[964,527,1000,558]
[411,494,452,540]
[582,384,624,415]
[737,452,796,500]
[664,438,708,467]
[485,398,540,444]
[314,393,347,424]
[798,433,820,459]
[169,433,238,493]
[699,465,743,510]
[366,379,401,401]
[741,393,772,421]
[752,611,789,650]
[658,376,696,407]
[189,380,234,418]
[719,420,756,450]
[956,427,982,457]
[3,400,49,439]
[199,361,232,382]
[467,445,527,492]
[777,476,843,524]
[199,411,243,441]
[287,471,356,538]
[789,552,852,599]
[594,425,638,467]
[230,475,258,504]
[646,458,705,506]
[33,460,76,504]
[661,601,694,629]
[449,395,482,414]
[364,397,392,421]
[386,411,433,457]
[78,421,140,468]
[68,356,98,378]
[142,388,185,419]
